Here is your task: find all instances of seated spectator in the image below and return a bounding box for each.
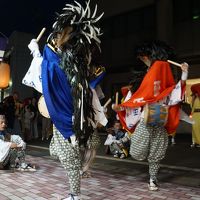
[104,120,130,158]
[0,112,36,171]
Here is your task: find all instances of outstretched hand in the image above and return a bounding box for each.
[10,143,18,148]
[180,62,189,72]
[28,39,39,52]
[28,39,41,57]
[112,104,122,112]
[180,62,189,81]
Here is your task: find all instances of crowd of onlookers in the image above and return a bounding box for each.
[4,92,195,161]
[0,92,53,143]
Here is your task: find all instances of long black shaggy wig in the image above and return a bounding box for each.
[47,0,104,146]
[135,40,176,62]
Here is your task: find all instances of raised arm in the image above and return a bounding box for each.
[22,39,43,93]
[180,62,189,85]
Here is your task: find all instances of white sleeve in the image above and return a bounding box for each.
[124,91,132,102]
[22,56,43,93]
[11,135,26,149]
[104,134,115,145]
[124,86,142,128]
[125,107,142,129]
[95,85,105,100]
[92,88,108,127]
[0,140,11,162]
[168,81,182,105]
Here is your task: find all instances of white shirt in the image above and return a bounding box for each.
[0,134,26,162]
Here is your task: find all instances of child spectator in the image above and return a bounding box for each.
[104,120,129,158]
[0,112,36,171]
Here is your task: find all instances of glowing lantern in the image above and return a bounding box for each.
[0,62,10,89]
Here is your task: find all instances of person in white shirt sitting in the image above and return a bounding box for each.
[104,120,129,159]
[0,112,36,171]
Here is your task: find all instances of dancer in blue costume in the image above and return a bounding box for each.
[22,1,104,199]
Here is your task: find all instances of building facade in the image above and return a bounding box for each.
[6,0,200,134]
[91,0,200,99]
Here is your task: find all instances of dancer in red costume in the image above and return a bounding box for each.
[113,41,189,191]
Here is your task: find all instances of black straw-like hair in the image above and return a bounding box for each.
[47,1,104,146]
[135,40,176,61]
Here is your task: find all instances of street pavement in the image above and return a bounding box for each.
[0,133,200,200]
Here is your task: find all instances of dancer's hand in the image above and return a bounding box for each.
[181,62,189,81]
[112,104,123,112]
[97,122,103,128]
[103,107,107,113]
[10,143,18,148]
[180,62,189,72]
[28,39,41,57]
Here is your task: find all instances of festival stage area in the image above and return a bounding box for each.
[0,145,200,200]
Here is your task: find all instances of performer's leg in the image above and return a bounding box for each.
[81,149,96,177]
[171,135,176,145]
[81,130,100,177]
[60,146,81,196]
[191,131,196,147]
[130,120,150,161]
[49,134,58,157]
[148,126,168,190]
[52,128,81,197]
[148,161,160,183]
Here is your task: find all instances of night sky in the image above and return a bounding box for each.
[0,0,85,38]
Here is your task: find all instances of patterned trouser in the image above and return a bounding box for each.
[2,148,25,168]
[86,129,101,150]
[80,129,101,172]
[49,127,81,195]
[130,120,168,181]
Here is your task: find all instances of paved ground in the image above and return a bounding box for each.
[1,133,200,200]
[0,153,200,200]
[28,132,200,169]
